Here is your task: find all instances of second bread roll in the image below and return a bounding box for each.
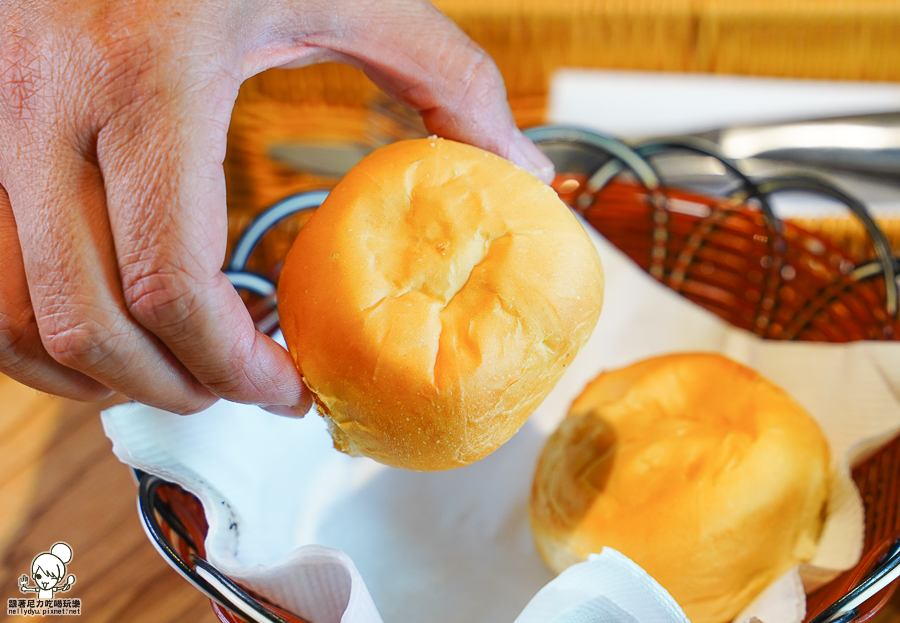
[278,137,604,471]
[530,352,830,623]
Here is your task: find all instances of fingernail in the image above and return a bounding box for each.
[262,398,313,418]
[262,404,308,418]
[512,129,556,185]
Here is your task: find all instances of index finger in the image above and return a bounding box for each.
[97,78,308,412]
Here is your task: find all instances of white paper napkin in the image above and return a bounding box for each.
[102,224,900,623]
[512,548,690,623]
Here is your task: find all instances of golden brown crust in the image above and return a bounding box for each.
[530,352,830,623]
[278,137,604,470]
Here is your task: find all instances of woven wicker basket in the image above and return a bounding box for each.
[574,178,899,341]
[538,126,900,622]
[535,127,900,621]
[205,2,900,620]
[127,125,900,623]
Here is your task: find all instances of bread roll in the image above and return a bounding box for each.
[530,352,830,623]
[278,137,604,471]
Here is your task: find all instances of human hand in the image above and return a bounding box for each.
[0,0,554,414]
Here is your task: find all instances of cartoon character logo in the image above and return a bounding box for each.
[18,542,76,600]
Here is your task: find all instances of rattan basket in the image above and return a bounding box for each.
[136,126,900,623]
[533,127,900,622]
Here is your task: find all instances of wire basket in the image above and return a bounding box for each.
[138,127,900,623]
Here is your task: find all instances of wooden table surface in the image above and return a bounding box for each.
[1,370,899,623]
[0,374,218,623]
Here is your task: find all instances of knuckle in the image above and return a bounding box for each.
[0,22,47,125]
[458,46,504,110]
[172,393,219,416]
[123,263,202,337]
[204,364,249,398]
[201,334,262,400]
[94,42,164,119]
[466,46,502,85]
[130,378,217,415]
[0,306,32,363]
[41,314,119,370]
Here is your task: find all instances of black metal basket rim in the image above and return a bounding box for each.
[139,127,900,623]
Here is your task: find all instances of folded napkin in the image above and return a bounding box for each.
[102,223,900,623]
[513,548,690,623]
